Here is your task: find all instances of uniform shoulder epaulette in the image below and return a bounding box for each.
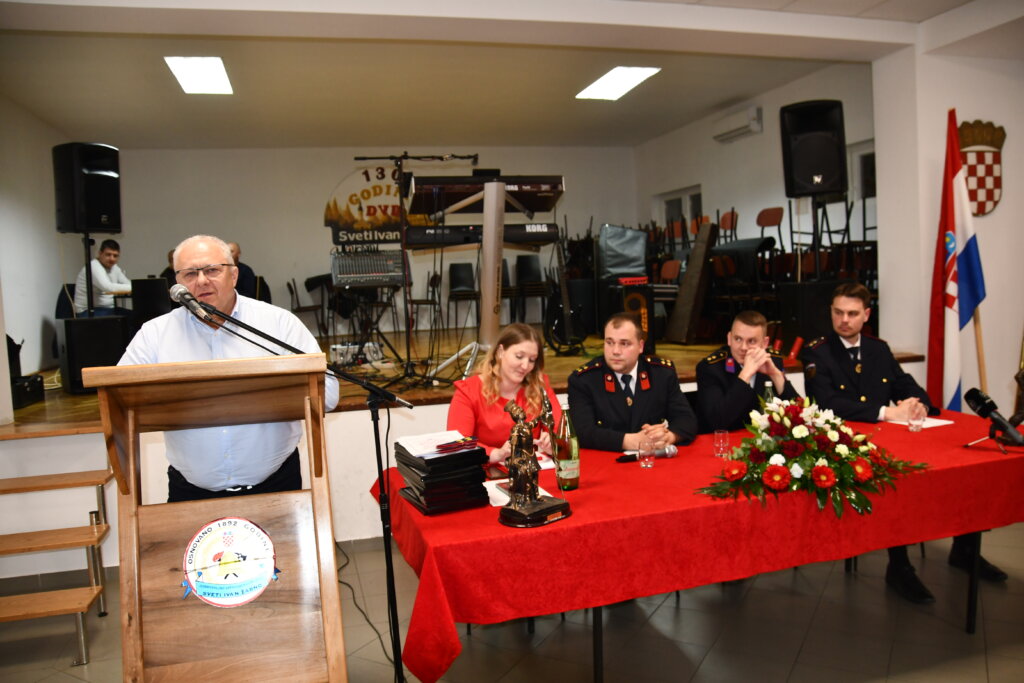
[645,355,675,368]
[572,357,604,375]
[805,336,827,350]
[702,350,728,364]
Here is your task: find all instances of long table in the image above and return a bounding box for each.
[378,412,1024,682]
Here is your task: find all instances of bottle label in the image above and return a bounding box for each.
[556,459,580,478]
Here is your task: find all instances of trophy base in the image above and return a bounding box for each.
[499,496,572,528]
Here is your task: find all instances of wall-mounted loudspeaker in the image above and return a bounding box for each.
[779,100,847,198]
[53,142,121,234]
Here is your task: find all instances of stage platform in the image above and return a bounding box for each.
[2,326,922,440]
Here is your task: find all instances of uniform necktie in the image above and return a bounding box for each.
[621,375,634,404]
[848,346,860,362]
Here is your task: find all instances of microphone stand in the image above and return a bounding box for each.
[195,300,410,681]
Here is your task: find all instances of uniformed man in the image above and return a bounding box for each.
[696,310,800,432]
[802,282,1006,603]
[567,312,697,452]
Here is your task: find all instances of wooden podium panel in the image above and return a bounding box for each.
[138,492,326,681]
[83,355,346,682]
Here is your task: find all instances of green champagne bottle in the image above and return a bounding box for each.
[554,406,580,491]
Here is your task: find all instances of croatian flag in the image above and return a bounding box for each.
[927,109,986,412]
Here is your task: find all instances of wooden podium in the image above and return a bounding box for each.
[83,354,346,681]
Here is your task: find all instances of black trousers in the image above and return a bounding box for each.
[167,448,301,503]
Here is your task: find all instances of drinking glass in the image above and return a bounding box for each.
[713,430,731,458]
[638,438,656,469]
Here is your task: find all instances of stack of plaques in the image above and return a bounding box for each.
[394,431,489,515]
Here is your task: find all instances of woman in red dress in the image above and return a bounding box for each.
[446,323,562,464]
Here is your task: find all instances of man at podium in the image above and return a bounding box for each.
[118,234,339,502]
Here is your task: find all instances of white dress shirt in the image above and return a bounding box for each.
[118,294,339,491]
[74,259,131,312]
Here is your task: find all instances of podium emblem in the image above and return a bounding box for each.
[182,517,277,608]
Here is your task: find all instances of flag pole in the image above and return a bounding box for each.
[973,311,988,393]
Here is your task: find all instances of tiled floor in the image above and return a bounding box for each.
[3,524,1024,682]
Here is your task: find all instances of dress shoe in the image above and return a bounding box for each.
[885,564,935,604]
[948,551,1009,582]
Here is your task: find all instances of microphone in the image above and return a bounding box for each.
[169,284,212,322]
[617,445,678,462]
[964,388,1024,446]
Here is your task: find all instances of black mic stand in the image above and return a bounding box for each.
[195,300,411,681]
[354,151,479,390]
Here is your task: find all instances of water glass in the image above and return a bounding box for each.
[638,438,656,469]
[713,430,731,458]
[908,404,926,432]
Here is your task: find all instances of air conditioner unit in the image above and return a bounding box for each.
[712,106,763,143]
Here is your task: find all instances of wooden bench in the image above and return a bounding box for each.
[0,468,112,665]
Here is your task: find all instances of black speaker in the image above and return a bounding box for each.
[57,316,130,394]
[53,142,121,234]
[778,281,839,348]
[780,100,847,198]
[598,280,656,356]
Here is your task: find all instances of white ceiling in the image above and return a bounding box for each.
[0,0,1013,151]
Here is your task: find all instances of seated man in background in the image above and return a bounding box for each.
[228,241,259,300]
[568,312,697,451]
[696,310,799,431]
[119,234,338,502]
[73,238,132,315]
[802,281,1006,603]
[159,249,175,288]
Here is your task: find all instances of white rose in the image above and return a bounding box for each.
[815,457,828,467]
[750,410,769,430]
[790,463,804,479]
[840,425,854,436]
[792,425,809,439]
[835,444,850,456]
[827,430,839,442]
[769,454,786,466]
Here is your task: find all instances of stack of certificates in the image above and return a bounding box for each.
[394,431,489,515]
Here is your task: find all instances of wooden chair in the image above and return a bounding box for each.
[718,209,738,243]
[408,271,442,331]
[756,207,785,252]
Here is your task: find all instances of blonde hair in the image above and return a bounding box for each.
[478,323,547,418]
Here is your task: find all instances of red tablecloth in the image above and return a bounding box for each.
[376,412,1024,683]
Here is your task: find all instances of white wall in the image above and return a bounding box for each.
[0,95,72,374]
[875,50,1024,411]
[116,145,635,330]
[633,63,874,249]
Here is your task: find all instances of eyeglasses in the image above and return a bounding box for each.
[174,263,234,283]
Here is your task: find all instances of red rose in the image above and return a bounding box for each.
[768,420,788,437]
[812,465,837,488]
[851,458,873,482]
[814,434,832,451]
[749,448,767,464]
[762,464,791,491]
[723,461,748,482]
[838,430,853,447]
[780,441,805,459]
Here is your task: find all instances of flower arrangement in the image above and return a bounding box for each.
[697,397,927,518]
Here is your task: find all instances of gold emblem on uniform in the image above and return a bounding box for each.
[626,397,633,407]
[860,396,867,402]
[855,363,862,374]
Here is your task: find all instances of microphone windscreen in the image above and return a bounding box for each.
[169,284,188,303]
[964,388,994,418]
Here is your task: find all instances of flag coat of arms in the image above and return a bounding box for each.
[928,109,986,412]
[959,119,1006,217]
